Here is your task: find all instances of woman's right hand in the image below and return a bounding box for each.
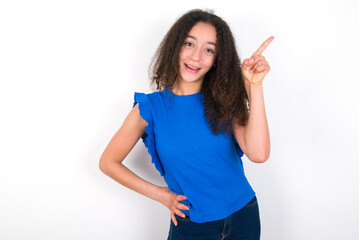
[158,186,189,226]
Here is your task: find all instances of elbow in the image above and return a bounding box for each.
[252,155,269,163]
[248,150,270,164]
[99,156,123,174]
[250,142,271,163]
[99,158,109,173]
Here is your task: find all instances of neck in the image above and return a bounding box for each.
[172,80,203,96]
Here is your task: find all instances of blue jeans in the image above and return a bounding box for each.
[167,196,260,240]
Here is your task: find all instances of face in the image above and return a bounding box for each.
[177,22,217,85]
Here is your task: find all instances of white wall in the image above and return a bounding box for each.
[0,0,358,239]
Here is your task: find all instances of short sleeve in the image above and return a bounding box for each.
[232,135,244,158]
[133,92,165,176]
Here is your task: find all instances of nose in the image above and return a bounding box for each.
[191,47,201,62]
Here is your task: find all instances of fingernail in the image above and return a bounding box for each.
[246,66,250,70]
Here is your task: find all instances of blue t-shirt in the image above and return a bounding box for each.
[132,87,255,223]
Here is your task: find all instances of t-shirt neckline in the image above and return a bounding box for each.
[165,87,202,97]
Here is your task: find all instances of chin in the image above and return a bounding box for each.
[182,78,203,84]
[179,73,205,83]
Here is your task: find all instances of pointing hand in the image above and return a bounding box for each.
[242,36,274,85]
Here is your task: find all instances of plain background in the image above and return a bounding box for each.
[1,0,358,239]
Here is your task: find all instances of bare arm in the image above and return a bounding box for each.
[99,103,164,201]
[233,81,270,163]
[232,37,273,163]
[99,103,188,225]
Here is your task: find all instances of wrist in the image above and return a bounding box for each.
[152,185,162,202]
[245,78,262,86]
[152,185,166,203]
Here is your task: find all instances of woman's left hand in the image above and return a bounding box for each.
[242,36,274,85]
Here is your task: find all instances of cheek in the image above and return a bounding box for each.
[179,48,189,61]
[179,51,184,60]
[204,57,215,68]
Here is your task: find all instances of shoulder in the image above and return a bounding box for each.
[133,88,169,114]
[135,88,167,98]
[147,91,162,100]
[148,87,169,98]
[138,88,169,104]
[133,89,161,102]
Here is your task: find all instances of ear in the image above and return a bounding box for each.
[212,57,218,68]
[212,60,217,68]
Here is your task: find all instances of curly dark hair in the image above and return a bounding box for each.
[149,9,249,138]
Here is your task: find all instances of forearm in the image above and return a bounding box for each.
[100,161,164,202]
[244,80,270,161]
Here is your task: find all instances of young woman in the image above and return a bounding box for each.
[99,9,273,240]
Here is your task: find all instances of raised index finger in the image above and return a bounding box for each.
[251,36,274,57]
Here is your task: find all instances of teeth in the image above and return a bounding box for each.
[186,64,200,70]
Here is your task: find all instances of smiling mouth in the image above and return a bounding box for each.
[184,63,201,72]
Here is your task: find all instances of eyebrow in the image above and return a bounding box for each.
[186,35,217,47]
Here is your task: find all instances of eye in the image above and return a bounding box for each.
[184,42,193,47]
[205,48,215,54]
